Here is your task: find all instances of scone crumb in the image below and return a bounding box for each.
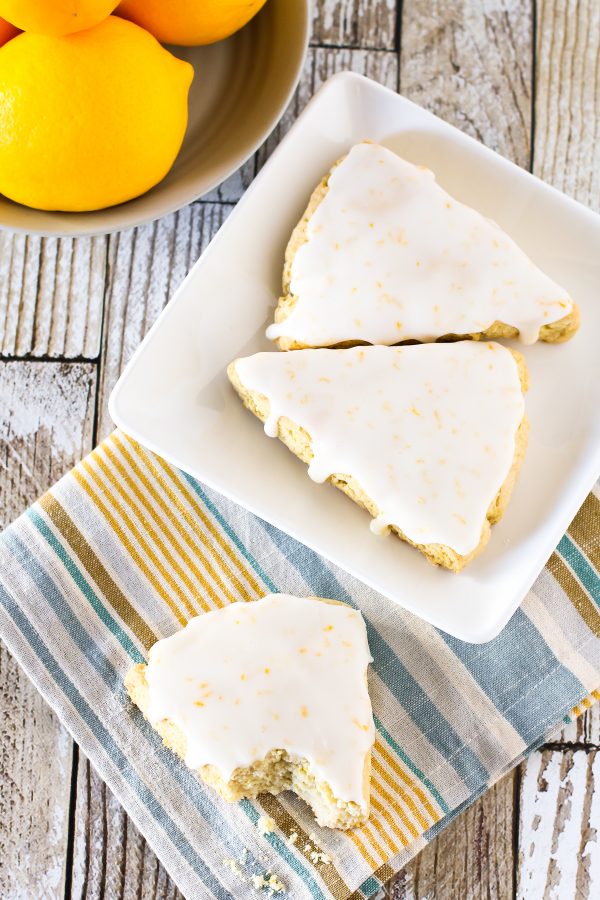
[251,872,287,894]
[224,857,286,894]
[257,815,276,836]
[222,858,245,882]
[287,831,298,846]
[303,832,332,865]
[267,873,287,894]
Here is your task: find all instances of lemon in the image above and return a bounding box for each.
[116,0,269,46]
[0,17,193,212]
[0,0,119,36]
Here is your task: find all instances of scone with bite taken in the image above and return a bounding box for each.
[228,342,529,573]
[267,141,579,350]
[126,593,374,829]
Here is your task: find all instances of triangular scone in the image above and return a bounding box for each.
[228,343,529,572]
[125,594,374,829]
[266,142,578,349]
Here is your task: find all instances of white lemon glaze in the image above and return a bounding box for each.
[145,594,374,808]
[266,142,573,347]
[234,343,525,555]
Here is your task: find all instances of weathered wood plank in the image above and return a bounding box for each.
[558,705,600,747]
[257,47,399,170]
[400,0,532,168]
[388,5,534,895]
[388,772,516,899]
[0,362,97,528]
[0,648,73,900]
[534,0,600,209]
[96,201,233,441]
[518,748,599,898]
[533,0,600,757]
[71,759,184,900]
[0,234,107,359]
[311,0,397,49]
[0,360,96,900]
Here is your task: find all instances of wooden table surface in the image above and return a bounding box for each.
[1,1,599,897]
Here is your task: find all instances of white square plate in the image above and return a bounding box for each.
[109,72,600,643]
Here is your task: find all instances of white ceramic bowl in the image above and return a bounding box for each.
[0,0,309,237]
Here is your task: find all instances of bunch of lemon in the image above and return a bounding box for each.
[0,1,268,212]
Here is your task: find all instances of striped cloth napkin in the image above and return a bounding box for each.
[0,430,598,900]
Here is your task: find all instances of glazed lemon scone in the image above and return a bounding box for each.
[228,342,529,572]
[266,142,579,349]
[125,594,374,829]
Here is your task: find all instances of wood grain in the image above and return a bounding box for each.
[311,0,397,49]
[518,748,600,898]
[400,0,532,169]
[0,360,96,900]
[0,362,96,528]
[0,234,107,360]
[257,46,399,170]
[534,0,600,208]
[387,772,516,899]
[96,201,233,441]
[71,759,184,900]
[0,648,73,900]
